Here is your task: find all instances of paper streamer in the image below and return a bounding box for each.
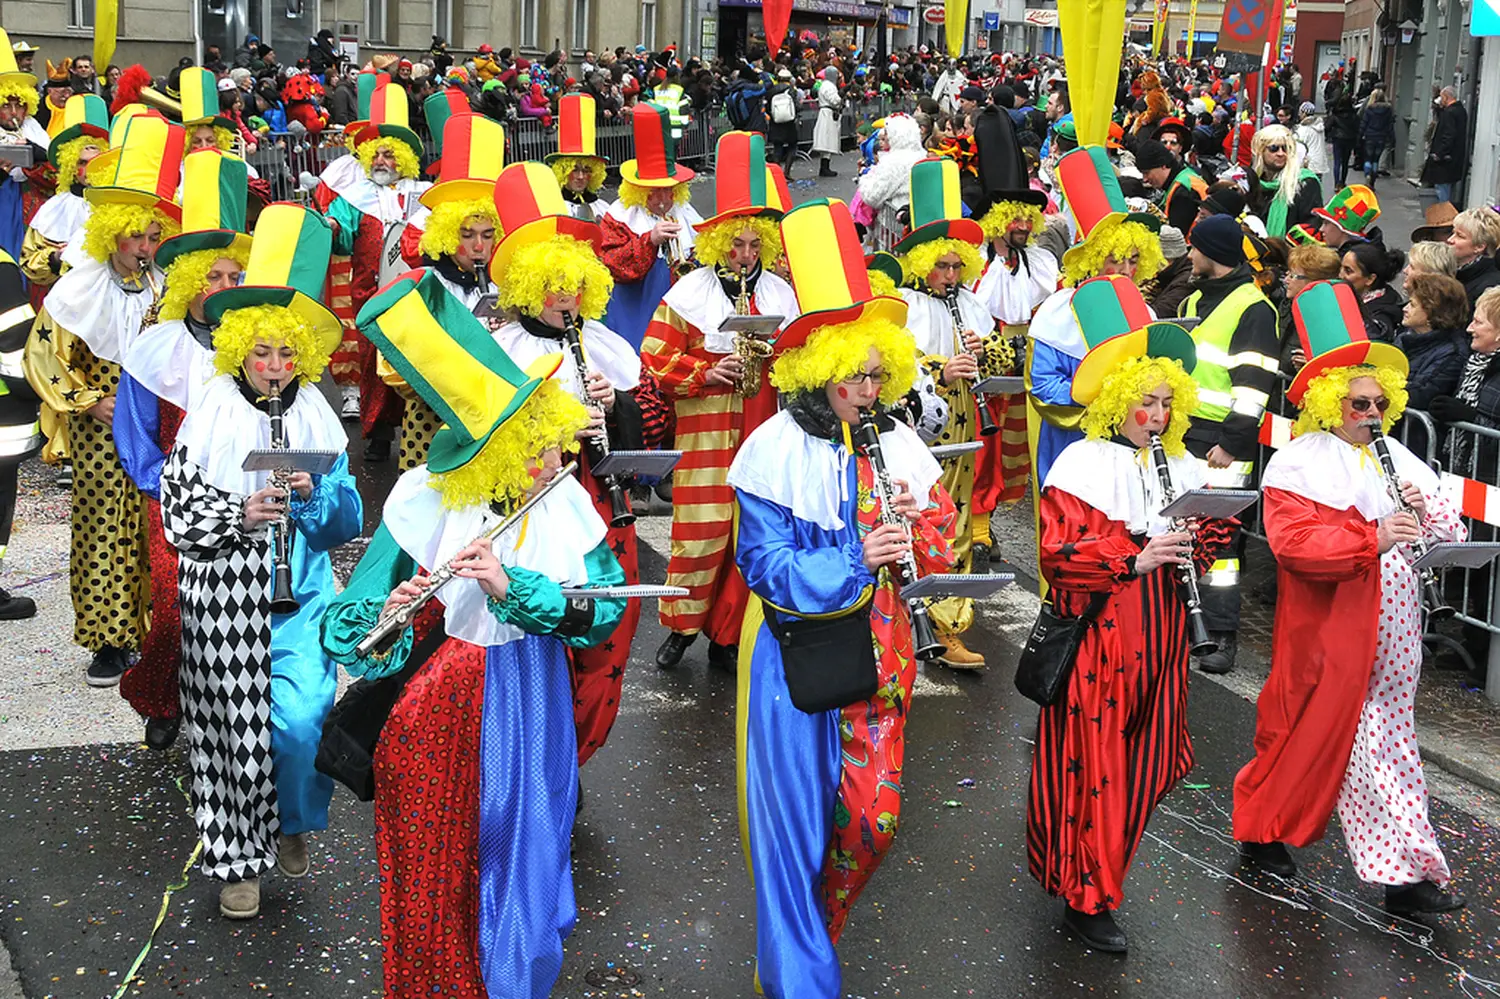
[1058,0,1127,148]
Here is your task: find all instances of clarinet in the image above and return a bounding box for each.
[265,379,300,615]
[561,311,635,528]
[854,411,946,661]
[1147,433,1217,656]
[944,292,998,437]
[1366,423,1455,620]
[355,461,580,658]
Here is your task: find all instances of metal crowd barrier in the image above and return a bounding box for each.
[1439,419,1500,701]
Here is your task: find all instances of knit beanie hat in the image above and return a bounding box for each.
[1189,214,1245,267]
[1134,138,1175,173]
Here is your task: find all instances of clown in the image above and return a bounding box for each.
[0,28,50,261]
[549,93,611,222]
[20,94,107,301]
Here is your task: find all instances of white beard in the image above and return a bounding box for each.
[369,165,398,187]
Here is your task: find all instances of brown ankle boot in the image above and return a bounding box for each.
[937,632,986,670]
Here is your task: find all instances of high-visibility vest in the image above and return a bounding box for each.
[654,83,688,128]
[1179,282,1271,423]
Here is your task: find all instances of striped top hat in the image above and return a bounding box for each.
[84,114,185,222]
[84,103,157,183]
[353,80,422,161]
[1285,222,1323,246]
[423,87,471,158]
[344,71,390,145]
[1056,145,1161,273]
[420,113,505,209]
[180,67,234,131]
[697,131,779,232]
[1069,274,1197,405]
[1312,184,1380,237]
[0,28,36,87]
[490,161,601,281]
[1286,280,1407,406]
[893,157,983,255]
[47,93,109,166]
[766,163,793,215]
[547,94,607,165]
[204,202,341,356]
[777,199,907,354]
[155,149,252,270]
[355,268,561,473]
[619,102,694,187]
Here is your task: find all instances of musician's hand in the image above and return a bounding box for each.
[1289,347,1307,371]
[287,471,314,500]
[1205,445,1234,469]
[959,329,984,355]
[380,574,431,618]
[242,483,288,529]
[1400,481,1428,520]
[1377,512,1422,553]
[649,220,682,247]
[705,354,745,387]
[942,353,979,385]
[86,395,116,425]
[575,410,606,442]
[1135,530,1193,574]
[862,523,912,572]
[585,371,615,410]
[890,478,922,523]
[0,159,15,176]
[451,537,509,600]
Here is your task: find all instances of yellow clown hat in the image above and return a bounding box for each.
[84,113,185,221]
[86,103,156,183]
[419,112,506,209]
[893,157,983,255]
[546,94,607,165]
[204,202,341,355]
[155,149,252,270]
[489,161,602,282]
[353,80,423,162]
[0,28,36,87]
[766,163,793,215]
[778,199,906,354]
[47,93,109,166]
[355,268,561,473]
[180,66,235,132]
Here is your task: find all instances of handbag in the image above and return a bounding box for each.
[1014,591,1109,708]
[763,602,878,714]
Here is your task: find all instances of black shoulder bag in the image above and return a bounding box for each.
[762,602,878,714]
[1014,591,1109,708]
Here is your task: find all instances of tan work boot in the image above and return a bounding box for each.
[220,877,260,919]
[278,833,310,878]
[937,632,986,670]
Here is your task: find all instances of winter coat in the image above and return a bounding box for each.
[1421,100,1469,186]
[812,79,842,157]
[328,81,357,125]
[1397,326,1469,412]
[1294,116,1330,175]
[1358,285,1405,344]
[1358,102,1395,160]
[1458,255,1500,309]
[1327,102,1359,146]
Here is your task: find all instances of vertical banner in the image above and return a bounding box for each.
[763,0,793,57]
[1152,0,1169,56]
[945,0,969,55]
[94,0,119,73]
[1058,0,1127,147]
[1185,0,1199,56]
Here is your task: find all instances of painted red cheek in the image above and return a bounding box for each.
[1134,410,1150,426]
[836,386,849,399]
[527,466,542,478]
[254,361,267,372]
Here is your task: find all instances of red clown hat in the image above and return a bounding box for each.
[697,131,779,231]
[547,94,607,165]
[619,102,695,187]
[777,198,906,353]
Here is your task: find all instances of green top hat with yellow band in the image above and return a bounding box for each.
[205,202,341,356]
[1286,279,1407,406]
[423,87,471,159]
[0,28,37,87]
[155,149,252,270]
[180,66,235,132]
[355,268,562,473]
[1070,274,1197,405]
[778,198,907,354]
[866,250,904,287]
[1312,184,1380,237]
[47,93,109,166]
[353,80,423,162]
[893,157,984,255]
[84,113,185,221]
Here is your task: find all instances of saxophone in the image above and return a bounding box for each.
[732,269,774,398]
[139,260,165,327]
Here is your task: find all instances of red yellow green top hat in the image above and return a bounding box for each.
[85,103,158,185]
[423,87,471,159]
[1056,145,1161,273]
[204,202,341,356]
[489,161,601,281]
[619,102,694,187]
[343,71,389,146]
[180,67,235,132]
[0,28,37,87]
[355,268,561,473]
[893,157,983,255]
[419,113,506,209]
[766,163,793,215]
[696,131,779,232]
[1285,222,1323,246]
[353,80,422,161]
[777,199,907,354]
[1312,184,1380,237]
[1070,274,1197,405]
[47,94,109,166]
[84,114,185,222]
[155,149,252,270]
[866,250,904,287]
[1286,279,1407,406]
[547,94,607,165]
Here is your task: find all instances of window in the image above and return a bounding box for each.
[434,0,451,41]
[639,0,656,50]
[69,0,94,29]
[367,0,387,43]
[572,0,589,51]
[521,0,539,48]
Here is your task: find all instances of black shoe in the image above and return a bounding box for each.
[970,542,991,568]
[1385,880,1466,916]
[0,587,36,620]
[1239,840,1297,877]
[819,168,838,178]
[363,437,392,462]
[655,631,696,669]
[654,474,673,503]
[86,647,128,688]
[144,715,181,751]
[1196,632,1237,674]
[1063,905,1127,953]
[708,641,738,673]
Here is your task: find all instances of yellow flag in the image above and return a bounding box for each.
[1058,0,1127,147]
[944,0,969,56]
[93,0,118,74]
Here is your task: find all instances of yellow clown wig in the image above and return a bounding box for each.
[158,246,252,322]
[550,155,607,194]
[54,135,103,189]
[1292,364,1408,436]
[977,200,1045,244]
[497,235,614,321]
[1080,355,1199,456]
[211,304,333,382]
[770,316,919,407]
[693,216,782,270]
[902,237,984,288]
[429,379,589,510]
[184,124,238,155]
[1063,220,1165,287]
[867,267,900,298]
[0,79,39,117]
[355,137,421,180]
[418,198,500,260]
[616,179,692,211]
[80,203,181,264]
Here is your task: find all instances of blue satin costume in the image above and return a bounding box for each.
[602,254,670,352]
[1029,338,1083,490]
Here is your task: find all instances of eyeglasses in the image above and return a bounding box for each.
[1285,272,1311,282]
[843,370,891,386]
[1349,396,1391,413]
[1266,144,1287,153]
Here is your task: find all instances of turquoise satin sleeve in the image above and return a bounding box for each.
[288,452,363,553]
[325,196,363,255]
[318,525,417,678]
[489,540,626,647]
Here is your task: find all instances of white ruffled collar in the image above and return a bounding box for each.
[29,191,91,244]
[490,318,641,392]
[899,286,992,358]
[661,265,799,353]
[1043,437,1206,537]
[1262,430,1437,522]
[120,319,218,411]
[43,257,162,364]
[319,159,429,226]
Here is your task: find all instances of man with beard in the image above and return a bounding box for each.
[549,94,611,222]
[1135,137,1205,236]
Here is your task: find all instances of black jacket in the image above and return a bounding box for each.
[1358,285,1405,344]
[1148,255,1193,320]
[1398,326,1469,411]
[1422,100,1469,186]
[1182,266,1281,460]
[327,81,357,125]
[1458,255,1500,310]
[1358,102,1395,158]
[1327,101,1359,145]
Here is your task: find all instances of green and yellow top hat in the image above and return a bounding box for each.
[546,94,608,166]
[155,149,252,270]
[865,250,904,287]
[353,80,423,162]
[1286,279,1407,406]
[1069,273,1197,405]
[619,102,695,187]
[84,113,185,222]
[47,93,109,166]
[777,198,907,354]
[355,267,561,473]
[1312,184,1380,237]
[423,87,471,159]
[180,66,235,132]
[696,130,779,231]
[204,202,342,356]
[0,28,36,88]
[343,71,390,147]
[86,103,158,184]
[419,112,506,209]
[1055,145,1162,273]
[489,161,602,281]
[892,157,984,255]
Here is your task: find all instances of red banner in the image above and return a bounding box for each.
[764,0,793,56]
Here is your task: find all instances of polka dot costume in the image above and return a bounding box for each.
[397,396,438,472]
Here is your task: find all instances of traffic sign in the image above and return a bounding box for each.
[923,6,946,24]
